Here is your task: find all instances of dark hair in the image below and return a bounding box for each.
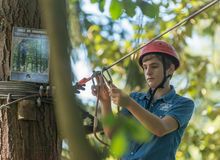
[142,53,174,70]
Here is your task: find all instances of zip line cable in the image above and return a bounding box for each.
[0,81,52,109]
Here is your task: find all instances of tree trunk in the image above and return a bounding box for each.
[0,0,61,159]
[40,0,100,159]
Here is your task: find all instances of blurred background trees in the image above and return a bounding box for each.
[67,0,220,159]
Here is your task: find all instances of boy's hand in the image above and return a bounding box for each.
[109,84,131,108]
[91,74,111,103]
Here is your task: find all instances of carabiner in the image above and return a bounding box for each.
[101,67,113,86]
[91,71,102,87]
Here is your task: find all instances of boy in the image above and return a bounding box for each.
[92,40,194,160]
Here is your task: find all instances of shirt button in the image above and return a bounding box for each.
[131,152,134,155]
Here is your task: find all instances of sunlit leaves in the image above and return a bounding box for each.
[110,0,158,20]
[137,0,159,18]
[110,130,128,157]
[89,0,158,20]
[123,117,150,143]
[122,0,136,17]
[90,0,98,3]
[110,0,123,20]
[103,114,150,157]
[178,113,220,160]
[98,0,105,12]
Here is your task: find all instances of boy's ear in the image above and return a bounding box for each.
[167,64,175,75]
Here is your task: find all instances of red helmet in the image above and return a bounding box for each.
[138,40,180,70]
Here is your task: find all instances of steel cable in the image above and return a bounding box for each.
[0,81,52,109]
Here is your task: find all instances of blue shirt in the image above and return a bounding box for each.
[120,86,194,160]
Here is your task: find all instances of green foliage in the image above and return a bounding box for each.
[103,114,150,157]
[137,0,158,18]
[90,0,98,3]
[89,0,158,20]
[110,0,123,20]
[110,0,158,20]
[122,0,136,17]
[98,0,105,12]
[110,130,128,157]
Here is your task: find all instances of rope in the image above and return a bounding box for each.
[93,75,109,146]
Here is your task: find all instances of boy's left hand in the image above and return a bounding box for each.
[109,84,131,108]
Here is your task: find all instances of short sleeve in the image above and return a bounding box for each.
[166,99,194,128]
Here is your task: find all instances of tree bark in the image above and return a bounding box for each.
[0,0,61,159]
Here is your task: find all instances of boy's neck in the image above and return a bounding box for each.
[152,84,171,100]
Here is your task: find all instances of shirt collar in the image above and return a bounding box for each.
[157,85,176,102]
[138,89,151,100]
[138,85,176,103]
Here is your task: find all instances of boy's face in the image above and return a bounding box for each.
[142,55,165,89]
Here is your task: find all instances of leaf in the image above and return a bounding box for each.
[124,118,150,142]
[90,0,98,3]
[110,129,128,157]
[122,0,136,17]
[138,1,158,18]
[102,114,117,127]
[98,0,105,12]
[110,0,123,20]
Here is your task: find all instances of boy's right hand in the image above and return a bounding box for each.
[91,74,111,103]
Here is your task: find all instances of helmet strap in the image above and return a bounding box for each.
[158,55,167,88]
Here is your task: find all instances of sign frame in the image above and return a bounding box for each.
[10,27,49,83]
